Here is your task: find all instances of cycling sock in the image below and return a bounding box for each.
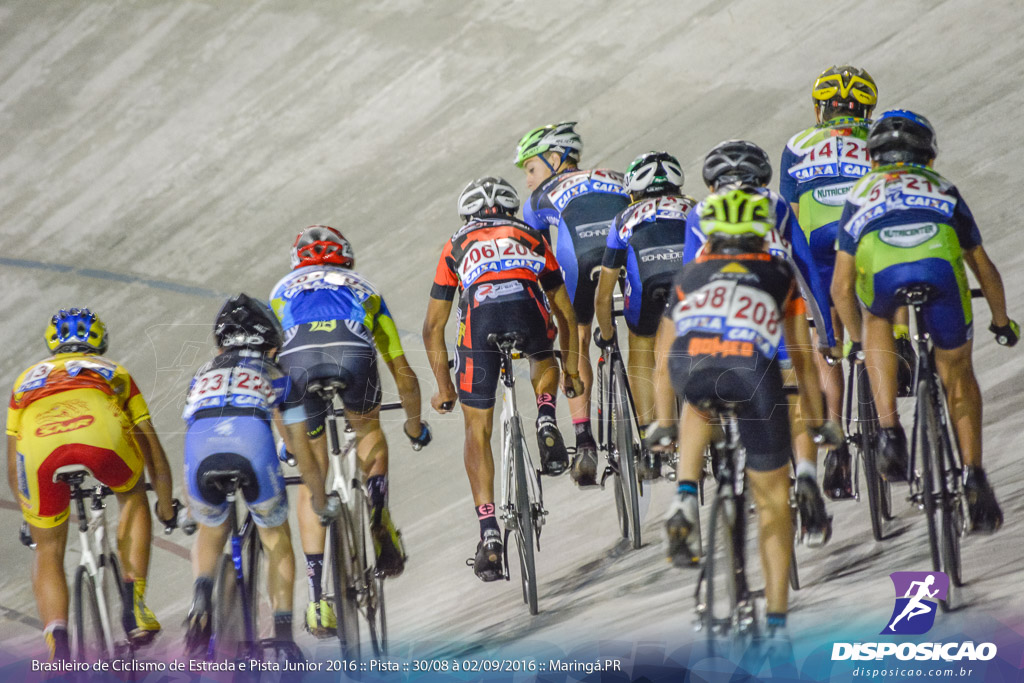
[795,460,816,480]
[573,418,594,444]
[476,503,499,538]
[893,324,910,339]
[273,612,293,641]
[193,576,214,609]
[366,474,388,512]
[767,612,787,628]
[677,481,698,498]
[536,393,556,422]
[122,578,135,626]
[43,621,69,662]
[305,554,324,603]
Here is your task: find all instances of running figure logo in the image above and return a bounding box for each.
[881,571,949,635]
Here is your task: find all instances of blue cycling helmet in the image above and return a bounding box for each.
[45,308,108,354]
[867,109,937,165]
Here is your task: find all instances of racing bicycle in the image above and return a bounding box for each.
[844,349,893,542]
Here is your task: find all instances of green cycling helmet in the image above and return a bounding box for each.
[514,121,582,168]
[699,186,774,239]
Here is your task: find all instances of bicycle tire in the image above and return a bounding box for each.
[327,506,361,659]
[611,361,642,549]
[212,553,243,659]
[242,520,264,642]
[703,491,738,642]
[73,565,107,662]
[935,387,965,589]
[352,489,387,656]
[916,378,943,578]
[510,416,539,615]
[857,365,889,541]
[788,502,800,591]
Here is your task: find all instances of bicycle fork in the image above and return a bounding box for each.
[79,491,118,658]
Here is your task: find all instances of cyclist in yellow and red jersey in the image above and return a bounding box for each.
[6,308,176,661]
[423,177,583,582]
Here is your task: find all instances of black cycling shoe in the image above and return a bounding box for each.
[470,529,505,582]
[796,475,832,547]
[965,468,1003,534]
[876,425,909,482]
[536,417,569,476]
[183,600,212,660]
[637,449,662,481]
[570,439,599,487]
[822,444,855,500]
[895,336,917,398]
[664,495,701,567]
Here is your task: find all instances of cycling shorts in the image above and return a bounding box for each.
[455,285,556,410]
[623,273,673,337]
[278,321,382,438]
[668,338,792,472]
[808,223,838,308]
[184,413,288,528]
[855,225,972,350]
[555,233,605,326]
[14,389,143,529]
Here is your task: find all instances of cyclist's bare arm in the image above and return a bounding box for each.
[547,284,583,396]
[785,312,825,427]
[383,353,422,437]
[963,245,1011,327]
[594,265,619,343]
[422,296,457,412]
[6,436,16,500]
[790,202,801,221]
[133,419,174,521]
[273,411,327,512]
[831,251,862,343]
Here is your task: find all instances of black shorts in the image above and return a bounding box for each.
[668,338,792,472]
[456,285,555,410]
[277,321,381,438]
[627,274,673,337]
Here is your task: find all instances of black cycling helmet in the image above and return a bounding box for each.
[457,176,521,221]
[214,293,283,352]
[702,140,773,190]
[867,109,937,165]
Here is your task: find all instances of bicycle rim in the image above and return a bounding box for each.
[612,362,641,549]
[73,566,107,662]
[212,553,243,659]
[328,509,361,659]
[917,378,942,576]
[788,503,800,591]
[242,522,263,642]
[858,367,888,541]
[703,493,738,644]
[511,418,539,615]
[353,490,387,656]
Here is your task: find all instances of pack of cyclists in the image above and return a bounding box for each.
[6,64,1018,662]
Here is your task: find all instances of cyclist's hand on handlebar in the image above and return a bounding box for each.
[316,493,341,526]
[431,382,457,414]
[643,421,676,453]
[594,329,617,350]
[990,319,1020,347]
[810,420,844,448]
[562,371,584,399]
[405,421,432,450]
[155,498,181,533]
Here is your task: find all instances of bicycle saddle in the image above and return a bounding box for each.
[198,456,258,503]
[693,397,741,416]
[52,465,95,485]
[487,331,525,350]
[306,378,348,402]
[894,283,939,306]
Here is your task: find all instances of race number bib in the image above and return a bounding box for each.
[183,366,277,419]
[457,238,546,288]
[671,281,782,357]
[845,172,956,240]
[788,136,871,182]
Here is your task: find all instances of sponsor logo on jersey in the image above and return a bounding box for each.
[575,220,612,240]
[812,182,856,206]
[18,363,55,393]
[878,222,940,249]
[17,452,28,498]
[638,246,683,263]
[34,399,96,437]
[308,320,338,333]
[214,418,235,436]
[686,337,754,357]
[474,280,525,302]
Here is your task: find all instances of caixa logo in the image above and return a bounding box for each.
[832,571,997,662]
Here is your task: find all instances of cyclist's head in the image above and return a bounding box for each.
[812,65,877,121]
[624,151,684,199]
[514,121,582,191]
[291,225,354,270]
[702,140,772,191]
[457,176,521,222]
[867,109,937,166]
[45,308,108,355]
[214,293,283,353]
[699,185,773,253]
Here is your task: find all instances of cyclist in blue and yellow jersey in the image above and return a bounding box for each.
[515,122,632,487]
[270,225,430,636]
[6,309,177,661]
[646,187,840,640]
[683,140,837,545]
[181,294,335,658]
[423,177,583,582]
[780,65,894,500]
[832,110,1018,533]
[595,151,697,480]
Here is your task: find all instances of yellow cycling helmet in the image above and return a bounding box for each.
[812,65,878,108]
[699,186,773,239]
[45,308,108,354]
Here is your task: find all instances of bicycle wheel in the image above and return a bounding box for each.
[212,553,244,659]
[788,501,800,591]
[935,387,965,589]
[241,520,264,641]
[857,366,889,541]
[326,506,361,659]
[510,416,539,615]
[916,378,942,577]
[73,566,108,661]
[611,361,642,549]
[702,491,738,643]
[352,489,387,656]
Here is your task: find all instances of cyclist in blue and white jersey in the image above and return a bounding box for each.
[270,226,430,636]
[594,151,696,479]
[515,122,631,487]
[182,294,332,658]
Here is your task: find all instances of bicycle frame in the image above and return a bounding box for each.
[497,347,545,542]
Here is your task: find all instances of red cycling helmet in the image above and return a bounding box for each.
[291,225,354,269]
